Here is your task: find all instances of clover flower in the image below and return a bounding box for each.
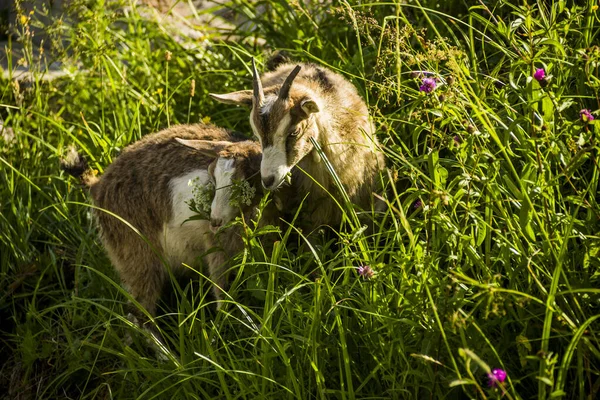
[580,109,595,122]
[487,368,507,388]
[357,265,374,279]
[419,77,437,93]
[533,68,545,81]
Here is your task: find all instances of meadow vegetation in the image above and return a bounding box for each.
[1,0,599,398]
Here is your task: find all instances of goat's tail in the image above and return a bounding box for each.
[60,146,99,187]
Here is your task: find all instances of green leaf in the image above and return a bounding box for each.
[449,379,476,387]
[476,219,486,246]
[537,376,554,386]
[542,95,554,124]
[428,150,440,187]
[519,198,536,241]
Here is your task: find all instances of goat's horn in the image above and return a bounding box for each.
[251,58,265,106]
[278,65,302,101]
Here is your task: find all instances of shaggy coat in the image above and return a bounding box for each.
[62,124,263,315]
[211,61,386,231]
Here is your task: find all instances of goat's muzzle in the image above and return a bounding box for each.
[210,218,222,233]
[262,175,276,190]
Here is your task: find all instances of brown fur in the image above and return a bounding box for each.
[212,62,386,231]
[63,124,264,315]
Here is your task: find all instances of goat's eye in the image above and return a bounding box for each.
[289,128,300,137]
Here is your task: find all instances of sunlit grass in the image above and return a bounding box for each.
[1,0,599,399]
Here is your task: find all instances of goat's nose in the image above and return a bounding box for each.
[210,218,222,228]
[262,175,275,189]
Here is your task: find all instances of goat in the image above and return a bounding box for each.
[61,124,263,316]
[210,59,386,231]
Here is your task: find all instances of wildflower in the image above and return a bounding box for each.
[229,179,256,208]
[580,109,595,122]
[357,265,374,279]
[487,368,507,388]
[533,68,545,81]
[165,50,172,61]
[453,135,462,146]
[187,177,215,219]
[419,77,437,93]
[413,199,423,209]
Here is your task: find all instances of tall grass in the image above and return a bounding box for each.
[1,0,599,398]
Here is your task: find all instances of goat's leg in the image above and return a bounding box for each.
[119,257,171,361]
[205,250,229,309]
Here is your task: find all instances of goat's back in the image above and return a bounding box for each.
[91,124,242,231]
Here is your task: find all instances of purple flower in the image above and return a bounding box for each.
[580,109,595,122]
[453,135,462,146]
[533,68,545,81]
[419,77,437,93]
[357,265,374,279]
[487,368,507,387]
[413,199,423,209]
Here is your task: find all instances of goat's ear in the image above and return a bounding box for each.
[207,159,217,178]
[209,90,253,106]
[300,98,320,115]
[176,138,231,157]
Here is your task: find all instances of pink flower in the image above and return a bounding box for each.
[419,77,436,93]
[357,265,374,279]
[487,368,507,387]
[533,68,545,81]
[580,109,595,122]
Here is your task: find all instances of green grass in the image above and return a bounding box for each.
[1,0,599,398]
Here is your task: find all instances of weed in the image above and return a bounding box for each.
[1,1,599,399]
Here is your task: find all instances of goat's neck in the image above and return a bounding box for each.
[300,113,377,203]
[297,117,336,190]
[311,116,357,185]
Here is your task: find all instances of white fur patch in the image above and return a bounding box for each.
[211,158,237,224]
[260,95,276,115]
[163,169,213,269]
[274,113,291,138]
[261,113,291,189]
[250,95,277,145]
[249,114,262,146]
[261,145,290,190]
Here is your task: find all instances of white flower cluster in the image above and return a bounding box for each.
[229,179,256,208]
[187,177,215,218]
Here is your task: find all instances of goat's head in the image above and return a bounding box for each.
[176,138,262,231]
[210,60,320,191]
